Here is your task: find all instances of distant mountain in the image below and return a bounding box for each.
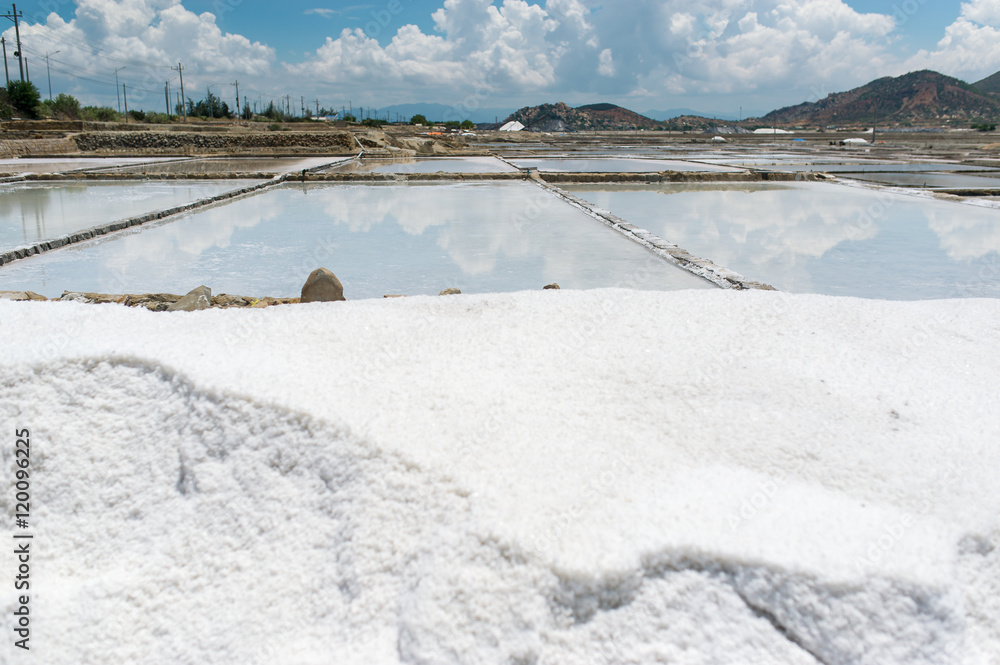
[974,70,1000,98]
[762,70,1000,127]
[373,103,515,125]
[643,108,742,122]
[504,102,661,131]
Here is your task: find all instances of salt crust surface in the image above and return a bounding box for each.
[0,290,998,664]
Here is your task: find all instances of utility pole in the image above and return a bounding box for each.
[171,63,185,120]
[164,81,170,116]
[2,4,24,81]
[23,55,27,82]
[872,101,878,144]
[122,83,128,122]
[314,99,319,116]
[44,50,59,101]
[1,37,8,86]
[114,66,126,112]
[300,95,305,117]
[231,80,239,118]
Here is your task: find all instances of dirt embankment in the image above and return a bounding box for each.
[72,131,370,154]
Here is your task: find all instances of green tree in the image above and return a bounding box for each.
[7,80,42,119]
[410,114,427,125]
[460,119,475,129]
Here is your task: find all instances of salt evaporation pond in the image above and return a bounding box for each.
[562,182,1000,299]
[326,156,518,173]
[0,157,179,173]
[839,172,1000,189]
[508,157,743,173]
[0,180,261,252]
[111,156,344,174]
[0,181,714,298]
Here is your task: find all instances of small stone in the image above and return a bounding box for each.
[543,283,561,290]
[213,294,250,308]
[301,268,346,303]
[439,288,462,296]
[59,292,92,303]
[167,286,212,312]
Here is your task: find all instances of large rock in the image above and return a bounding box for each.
[301,268,346,303]
[0,291,47,301]
[167,286,212,312]
[543,283,561,290]
[439,288,462,296]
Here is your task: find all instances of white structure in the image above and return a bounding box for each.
[842,138,870,145]
[712,136,727,143]
[753,127,792,135]
[499,120,525,132]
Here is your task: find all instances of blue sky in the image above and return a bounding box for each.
[7,1,1000,118]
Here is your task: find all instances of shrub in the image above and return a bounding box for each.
[79,106,122,122]
[46,93,80,119]
[409,114,427,125]
[7,80,41,118]
[143,112,173,124]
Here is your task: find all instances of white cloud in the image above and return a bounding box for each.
[597,48,615,77]
[8,0,274,107]
[11,0,995,115]
[905,0,1000,81]
[286,0,906,109]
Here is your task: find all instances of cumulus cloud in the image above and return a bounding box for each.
[905,0,1000,81]
[10,0,999,114]
[286,0,903,108]
[7,0,273,106]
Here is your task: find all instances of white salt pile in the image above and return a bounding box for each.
[1,289,998,664]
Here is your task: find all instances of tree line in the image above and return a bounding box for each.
[0,81,480,128]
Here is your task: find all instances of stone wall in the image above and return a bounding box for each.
[0,138,78,158]
[73,131,369,154]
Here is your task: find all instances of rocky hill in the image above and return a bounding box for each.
[762,70,1000,127]
[504,102,662,132]
[974,70,1000,98]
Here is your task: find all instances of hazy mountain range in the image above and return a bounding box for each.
[374,69,1000,131]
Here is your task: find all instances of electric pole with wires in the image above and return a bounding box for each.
[2,4,24,81]
[1,37,9,86]
[114,66,126,112]
[171,62,185,120]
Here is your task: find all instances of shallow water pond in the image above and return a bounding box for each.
[0,180,261,252]
[0,181,715,298]
[562,182,1000,299]
[325,157,517,173]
